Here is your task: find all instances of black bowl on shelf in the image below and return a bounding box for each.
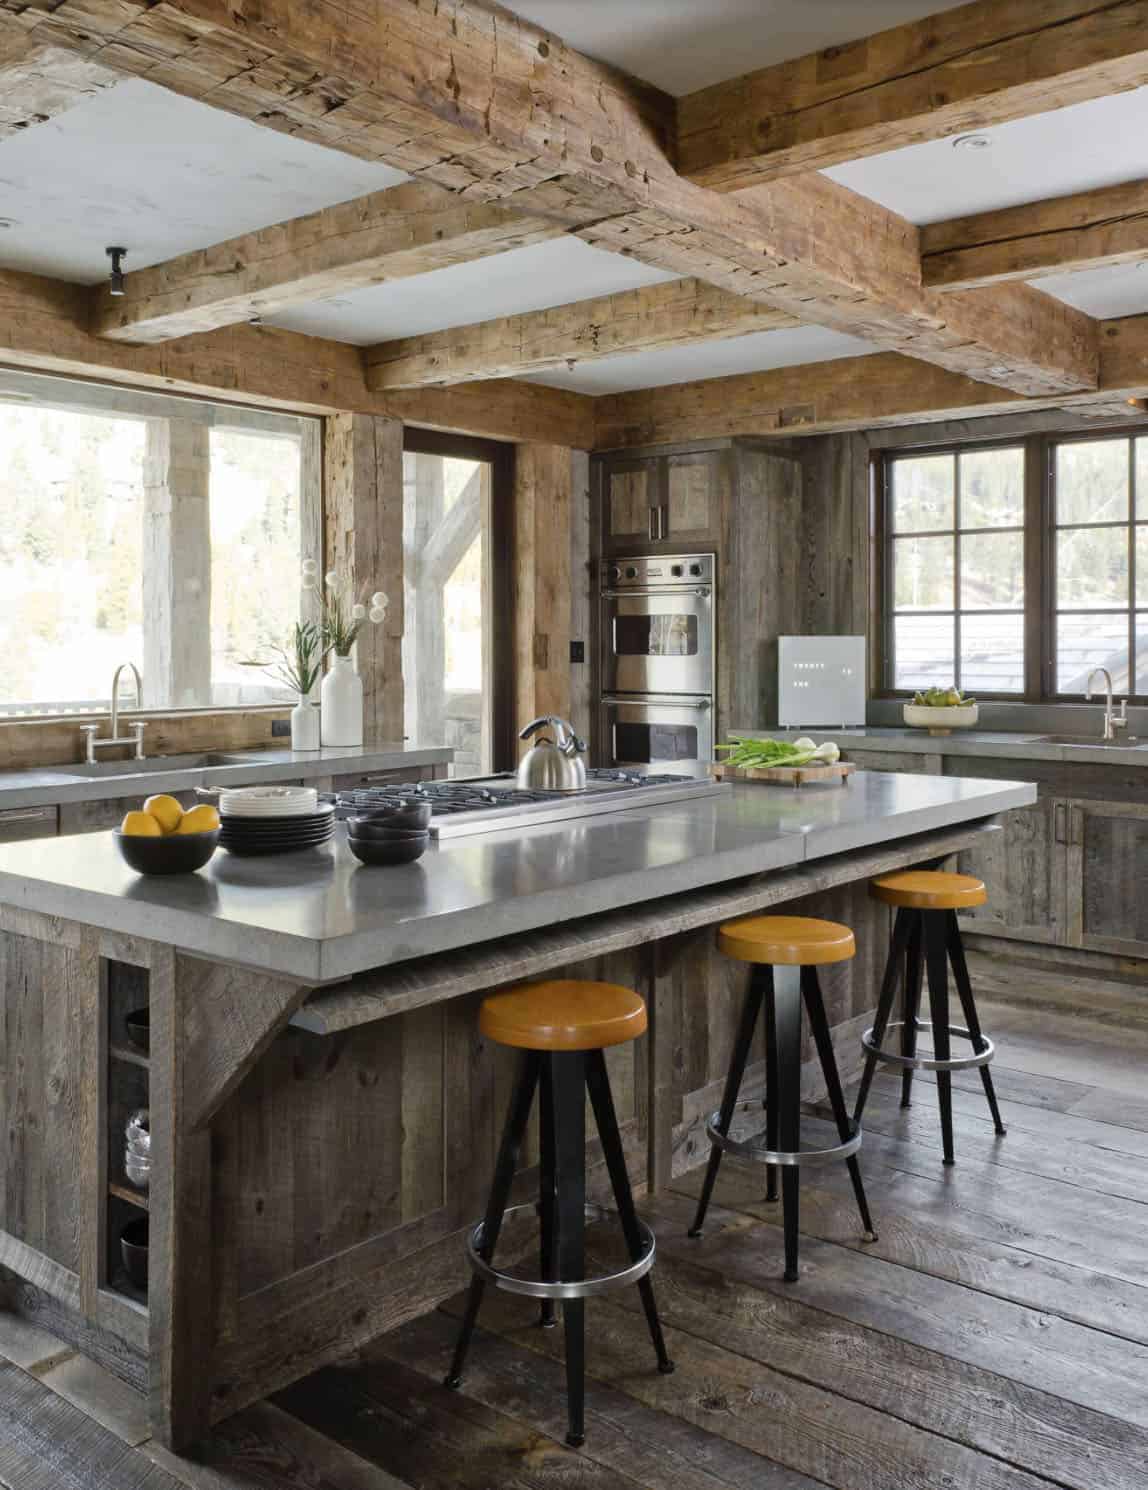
[120,1217,149,1291]
[347,831,428,866]
[115,829,219,876]
[124,1009,150,1054]
[349,800,433,831]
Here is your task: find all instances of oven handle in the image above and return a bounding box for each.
[601,695,711,710]
[600,587,711,600]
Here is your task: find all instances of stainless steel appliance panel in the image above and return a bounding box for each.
[600,695,712,776]
[600,554,714,697]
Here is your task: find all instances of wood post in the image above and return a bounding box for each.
[514,445,573,728]
[142,419,212,709]
[324,413,405,742]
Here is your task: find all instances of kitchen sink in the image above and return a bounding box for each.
[1037,734,1141,748]
[62,753,270,778]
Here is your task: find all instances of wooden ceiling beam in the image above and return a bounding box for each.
[0,268,596,448]
[677,0,1148,190]
[364,279,800,389]
[4,0,1100,397]
[93,182,566,344]
[0,33,119,139]
[922,178,1148,290]
[593,314,1148,448]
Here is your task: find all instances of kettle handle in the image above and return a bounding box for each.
[519,716,586,755]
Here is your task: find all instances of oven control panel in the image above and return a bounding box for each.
[603,553,714,589]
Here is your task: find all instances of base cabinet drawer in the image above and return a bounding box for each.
[0,805,58,841]
[330,765,441,793]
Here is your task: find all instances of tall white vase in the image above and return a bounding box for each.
[320,654,363,747]
[290,697,321,752]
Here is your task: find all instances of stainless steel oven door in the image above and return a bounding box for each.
[600,695,712,775]
[601,585,713,696]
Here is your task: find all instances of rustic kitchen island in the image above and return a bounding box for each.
[0,771,1034,1450]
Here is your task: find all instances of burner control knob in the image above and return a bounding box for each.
[670,564,683,577]
[689,562,703,576]
[624,565,638,579]
[609,565,621,581]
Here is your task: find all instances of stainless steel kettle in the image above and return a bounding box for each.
[516,716,588,791]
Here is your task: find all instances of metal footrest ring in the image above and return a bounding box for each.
[465,1201,655,1301]
[704,1100,861,1167]
[862,1018,994,1073]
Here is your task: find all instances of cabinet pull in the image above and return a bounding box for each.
[0,808,54,823]
[1070,807,1083,847]
[1054,802,1067,844]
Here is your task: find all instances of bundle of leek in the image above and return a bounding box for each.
[715,735,841,769]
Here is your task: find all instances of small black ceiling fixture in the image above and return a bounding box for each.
[106,246,128,296]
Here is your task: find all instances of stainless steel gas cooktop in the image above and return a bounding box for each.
[334,767,724,839]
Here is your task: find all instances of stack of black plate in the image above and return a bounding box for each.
[218,804,335,856]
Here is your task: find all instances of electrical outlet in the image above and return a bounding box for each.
[570,640,586,664]
[271,717,291,738]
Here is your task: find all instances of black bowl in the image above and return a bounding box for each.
[350,800,433,831]
[115,829,219,875]
[346,833,428,866]
[125,1009,150,1054]
[347,818,431,842]
[120,1217,149,1291]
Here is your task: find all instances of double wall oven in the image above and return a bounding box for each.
[599,553,715,775]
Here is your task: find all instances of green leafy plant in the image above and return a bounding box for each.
[239,620,327,698]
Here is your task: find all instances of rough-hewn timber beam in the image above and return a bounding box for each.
[922,178,1148,291]
[93,182,566,344]
[0,268,596,448]
[4,0,1099,399]
[365,278,800,389]
[0,34,119,138]
[678,0,1148,189]
[593,315,1148,448]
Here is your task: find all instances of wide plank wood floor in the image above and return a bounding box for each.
[1,952,1146,1490]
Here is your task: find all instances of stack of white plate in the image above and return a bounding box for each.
[218,785,319,817]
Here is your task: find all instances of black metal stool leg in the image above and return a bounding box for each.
[900,914,924,1109]
[764,973,779,1203]
[689,971,765,1237]
[445,1051,541,1388]
[802,967,876,1242]
[854,909,912,1124]
[923,912,956,1166]
[551,1051,587,1448]
[946,911,1006,1137]
[774,967,803,1282]
[586,1051,674,1376]
[538,1057,558,1326]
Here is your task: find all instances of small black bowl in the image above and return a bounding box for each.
[115,829,220,875]
[347,833,428,866]
[347,818,431,842]
[125,1009,150,1054]
[351,800,433,831]
[120,1217,149,1291]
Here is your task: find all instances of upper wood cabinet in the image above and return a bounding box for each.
[601,450,723,552]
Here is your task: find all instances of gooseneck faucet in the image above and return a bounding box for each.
[1085,666,1128,742]
[80,662,147,764]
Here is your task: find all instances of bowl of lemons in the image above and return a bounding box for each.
[115,795,221,875]
[903,688,979,735]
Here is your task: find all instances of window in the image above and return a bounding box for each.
[880,430,1148,702]
[0,372,319,717]
[885,446,1026,695]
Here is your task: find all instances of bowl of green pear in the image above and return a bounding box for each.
[903,687,978,735]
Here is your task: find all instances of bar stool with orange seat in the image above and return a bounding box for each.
[444,978,674,1448]
[688,915,877,1283]
[853,870,1005,1166]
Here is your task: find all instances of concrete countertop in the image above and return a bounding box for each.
[734,726,1148,769]
[0,772,1035,983]
[0,743,454,811]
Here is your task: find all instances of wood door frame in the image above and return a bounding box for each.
[402,427,516,773]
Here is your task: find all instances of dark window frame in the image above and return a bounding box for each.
[875,423,1148,705]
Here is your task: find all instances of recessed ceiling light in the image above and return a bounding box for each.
[952,134,991,150]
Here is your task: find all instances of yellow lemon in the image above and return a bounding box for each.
[121,810,163,837]
[142,793,183,834]
[176,803,220,835]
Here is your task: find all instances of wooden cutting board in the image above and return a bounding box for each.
[710,761,855,788]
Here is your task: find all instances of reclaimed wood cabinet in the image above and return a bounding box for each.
[957,796,1067,946]
[600,448,724,553]
[0,804,57,841]
[1064,798,1148,958]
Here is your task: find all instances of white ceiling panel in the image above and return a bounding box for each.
[519,326,877,396]
[1031,263,1148,321]
[0,78,407,284]
[824,85,1148,225]
[268,237,680,344]
[507,1,967,96]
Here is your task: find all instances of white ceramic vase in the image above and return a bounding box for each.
[290,698,321,752]
[320,654,363,747]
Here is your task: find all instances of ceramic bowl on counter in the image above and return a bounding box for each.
[346,821,430,866]
[902,703,979,735]
[115,828,220,875]
[349,800,433,831]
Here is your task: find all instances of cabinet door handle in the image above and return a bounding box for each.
[1070,807,1083,847]
[659,504,669,540]
[648,506,657,542]
[1054,802,1067,843]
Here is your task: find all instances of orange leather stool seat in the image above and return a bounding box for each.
[479,979,647,1052]
[871,870,987,911]
[717,914,856,967]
